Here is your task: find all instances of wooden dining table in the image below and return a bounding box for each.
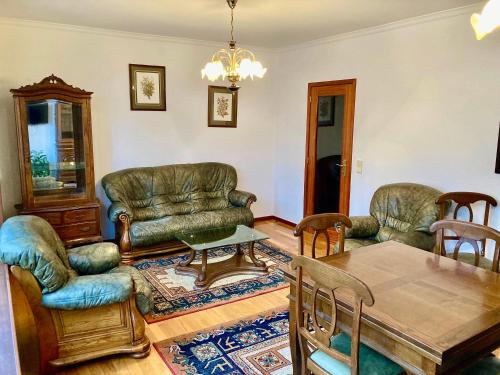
[282,240,500,375]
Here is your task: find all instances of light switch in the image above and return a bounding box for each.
[356,159,363,174]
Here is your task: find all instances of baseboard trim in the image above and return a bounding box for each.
[255,215,297,228]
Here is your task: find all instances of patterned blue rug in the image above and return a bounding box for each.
[133,241,292,322]
[155,310,291,374]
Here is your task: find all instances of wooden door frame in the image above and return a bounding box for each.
[303,79,357,217]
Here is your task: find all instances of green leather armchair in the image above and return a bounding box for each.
[102,162,257,262]
[344,183,442,252]
[0,215,153,373]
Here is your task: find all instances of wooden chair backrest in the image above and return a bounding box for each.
[291,255,374,375]
[430,220,500,273]
[294,213,352,258]
[0,185,4,225]
[436,192,497,256]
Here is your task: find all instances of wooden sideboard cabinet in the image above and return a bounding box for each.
[11,75,102,246]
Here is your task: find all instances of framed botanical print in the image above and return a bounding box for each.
[208,86,238,128]
[317,96,335,127]
[496,123,500,174]
[129,64,166,111]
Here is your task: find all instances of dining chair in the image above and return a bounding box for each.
[430,220,500,273]
[291,255,404,375]
[294,213,352,258]
[436,192,497,256]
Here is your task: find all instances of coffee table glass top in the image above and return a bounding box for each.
[176,225,269,251]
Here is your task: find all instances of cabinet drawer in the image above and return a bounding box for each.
[63,208,97,224]
[37,212,63,226]
[57,222,99,240]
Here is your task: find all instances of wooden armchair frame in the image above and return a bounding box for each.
[9,266,150,374]
[294,213,352,258]
[291,255,374,375]
[431,219,500,273]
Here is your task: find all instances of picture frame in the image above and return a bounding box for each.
[496,123,500,174]
[317,96,335,127]
[129,64,166,111]
[208,85,238,128]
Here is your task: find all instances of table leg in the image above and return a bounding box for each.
[179,249,196,267]
[196,249,208,285]
[248,241,266,268]
[236,243,244,255]
[289,295,302,375]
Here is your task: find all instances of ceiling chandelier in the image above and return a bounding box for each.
[471,0,500,40]
[201,0,267,91]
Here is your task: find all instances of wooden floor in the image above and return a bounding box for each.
[58,220,297,375]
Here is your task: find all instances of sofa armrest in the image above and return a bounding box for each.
[346,216,379,239]
[389,230,435,251]
[67,242,121,275]
[41,273,132,310]
[108,202,134,223]
[229,190,257,207]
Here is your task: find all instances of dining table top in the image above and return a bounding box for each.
[281,240,500,364]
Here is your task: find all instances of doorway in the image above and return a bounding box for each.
[304,79,356,217]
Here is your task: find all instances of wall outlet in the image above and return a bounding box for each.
[356,159,363,174]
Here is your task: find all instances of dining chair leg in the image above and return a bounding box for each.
[288,297,302,375]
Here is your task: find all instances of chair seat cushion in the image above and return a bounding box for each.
[67,242,121,275]
[460,356,500,375]
[309,332,403,375]
[130,207,254,247]
[41,273,132,310]
[446,252,493,271]
[107,265,153,315]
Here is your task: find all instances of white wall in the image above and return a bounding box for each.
[0,20,277,238]
[273,8,500,258]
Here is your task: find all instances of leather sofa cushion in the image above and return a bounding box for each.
[67,243,121,275]
[130,207,254,247]
[343,239,378,252]
[102,163,237,222]
[0,215,72,293]
[41,273,132,310]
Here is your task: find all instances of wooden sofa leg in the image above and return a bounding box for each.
[117,214,135,264]
[128,295,151,358]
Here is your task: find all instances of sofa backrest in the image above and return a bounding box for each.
[370,183,441,241]
[102,162,238,221]
[0,215,72,293]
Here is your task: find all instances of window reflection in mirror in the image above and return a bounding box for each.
[26,99,86,197]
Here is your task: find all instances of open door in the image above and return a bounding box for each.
[304,79,356,217]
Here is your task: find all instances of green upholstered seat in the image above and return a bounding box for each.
[446,252,493,271]
[460,356,500,375]
[309,332,404,375]
[0,215,153,315]
[343,183,442,252]
[102,162,257,250]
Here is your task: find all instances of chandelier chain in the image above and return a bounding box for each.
[230,7,234,42]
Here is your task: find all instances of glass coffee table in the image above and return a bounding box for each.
[174,225,269,289]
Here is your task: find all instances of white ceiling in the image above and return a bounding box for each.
[0,0,481,47]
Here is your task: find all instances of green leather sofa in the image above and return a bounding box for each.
[344,183,442,252]
[101,162,257,262]
[0,215,153,371]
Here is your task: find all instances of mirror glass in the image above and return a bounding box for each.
[26,99,86,197]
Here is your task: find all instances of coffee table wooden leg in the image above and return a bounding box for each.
[179,249,196,267]
[196,249,208,285]
[248,241,266,268]
[236,243,244,255]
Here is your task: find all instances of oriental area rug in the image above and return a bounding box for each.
[133,242,292,323]
[154,309,291,375]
